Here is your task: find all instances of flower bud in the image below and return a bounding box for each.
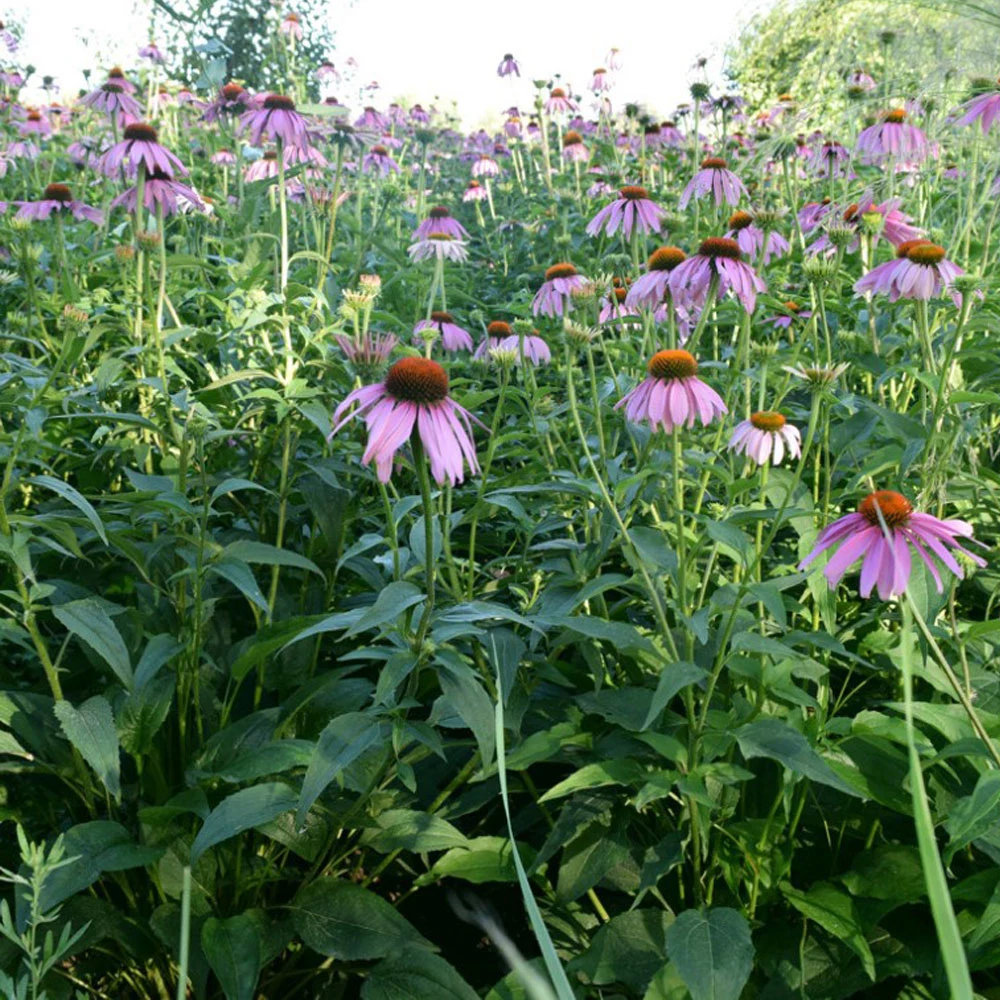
[859,210,884,236]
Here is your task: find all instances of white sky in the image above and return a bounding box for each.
[9,0,772,126]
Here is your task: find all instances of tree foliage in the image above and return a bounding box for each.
[726,0,1000,116]
[161,0,336,96]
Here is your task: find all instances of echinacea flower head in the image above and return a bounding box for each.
[414,311,474,353]
[408,233,469,262]
[591,67,611,92]
[783,362,850,389]
[335,332,397,380]
[955,81,1000,133]
[242,94,310,149]
[854,241,964,303]
[413,205,469,241]
[532,262,589,317]
[99,122,187,179]
[626,246,687,309]
[463,180,488,202]
[139,41,166,64]
[545,87,578,116]
[203,82,250,122]
[614,349,727,433]
[497,54,520,78]
[726,210,790,266]
[499,330,550,365]
[586,185,665,239]
[280,12,303,39]
[106,66,137,94]
[669,237,767,313]
[15,182,103,224]
[799,490,986,599]
[81,82,141,120]
[856,109,931,164]
[362,143,399,175]
[331,357,481,485]
[561,130,590,163]
[728,411,802,465]
[111,167,205,217]
[680,157,747,209]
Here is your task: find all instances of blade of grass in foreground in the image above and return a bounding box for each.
[491,634,575,1000]
[901,601,974,1000]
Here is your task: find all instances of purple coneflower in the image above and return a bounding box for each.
[766,301,812,329]
[561,130,590,163]
[81,82,141,121]
[100,122,186,179]
[809,140,851,179]
[533,262,589,317]
[615,350,727,433]
[474,321,511,360]
[500,330,550,365]
[497,54,520,78]
[799,199,833,233]
[362,143,399,175]
[599,281,640,324]
[413,205,468,241]
[211,149,237,166]
[799,490,985,600]
[355,106,387,131]
[669,237,766,313]
[606,47,623,70]
[242,94,309,149]
[244,150,280,182]
[112,168,205,217]
[280,12,303,40]
[729,411,801,466]
[105,67,137,95]
[336,331,397,371]
[408,234,469,262]
[15,182,102,224]
[680,156,747,209]
[414,312,474,353]
[626,247,688,309]
[590,68,611,92]
[203,82,250,123]
[726,210,789,266]
[854,240,964,303]
[139,41,166,64]
[857,109,931,164]
[955,81,1000,133]
[847,69,877,94]
[809,196,923,254]
[586,185,664,240]
[545,87,577,116]
[463,180,488,203]
[19,110,51,138]
[471,154,499,178]
[331,357,481,485]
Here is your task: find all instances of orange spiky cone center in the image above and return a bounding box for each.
[385,357,449,403]
[859,490,913,527]
[648,349,698,380]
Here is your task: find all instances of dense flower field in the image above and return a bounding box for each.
[1,15,1000,1000]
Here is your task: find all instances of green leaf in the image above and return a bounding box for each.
[361,947,479,999]
[202,915,261,1000]
[782,881,875,979]
[210,559,270,612]
[345,581,424,638]
[664,908,754,1000]
[548,615,655,655]
[643,663,707,729]
[419,836,523,886]
[945,771,1000,861]
[363,809,468,854]
[297,713,388,825]
[53,599,133,689]
[118,675,175,758]
[539,760,645,802]
[191,783,297,863]
[134,634,184,690]
[210,478,274,504]
[223,540,324,578]
[54,696,121,800]
[290,879,433,960]
[437,657,496,768]
[29,475,107,544]
[570,909,672,994]
[841,845,926,903]
[735,718,860,798]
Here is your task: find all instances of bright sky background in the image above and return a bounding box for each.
[9,0,773,126]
